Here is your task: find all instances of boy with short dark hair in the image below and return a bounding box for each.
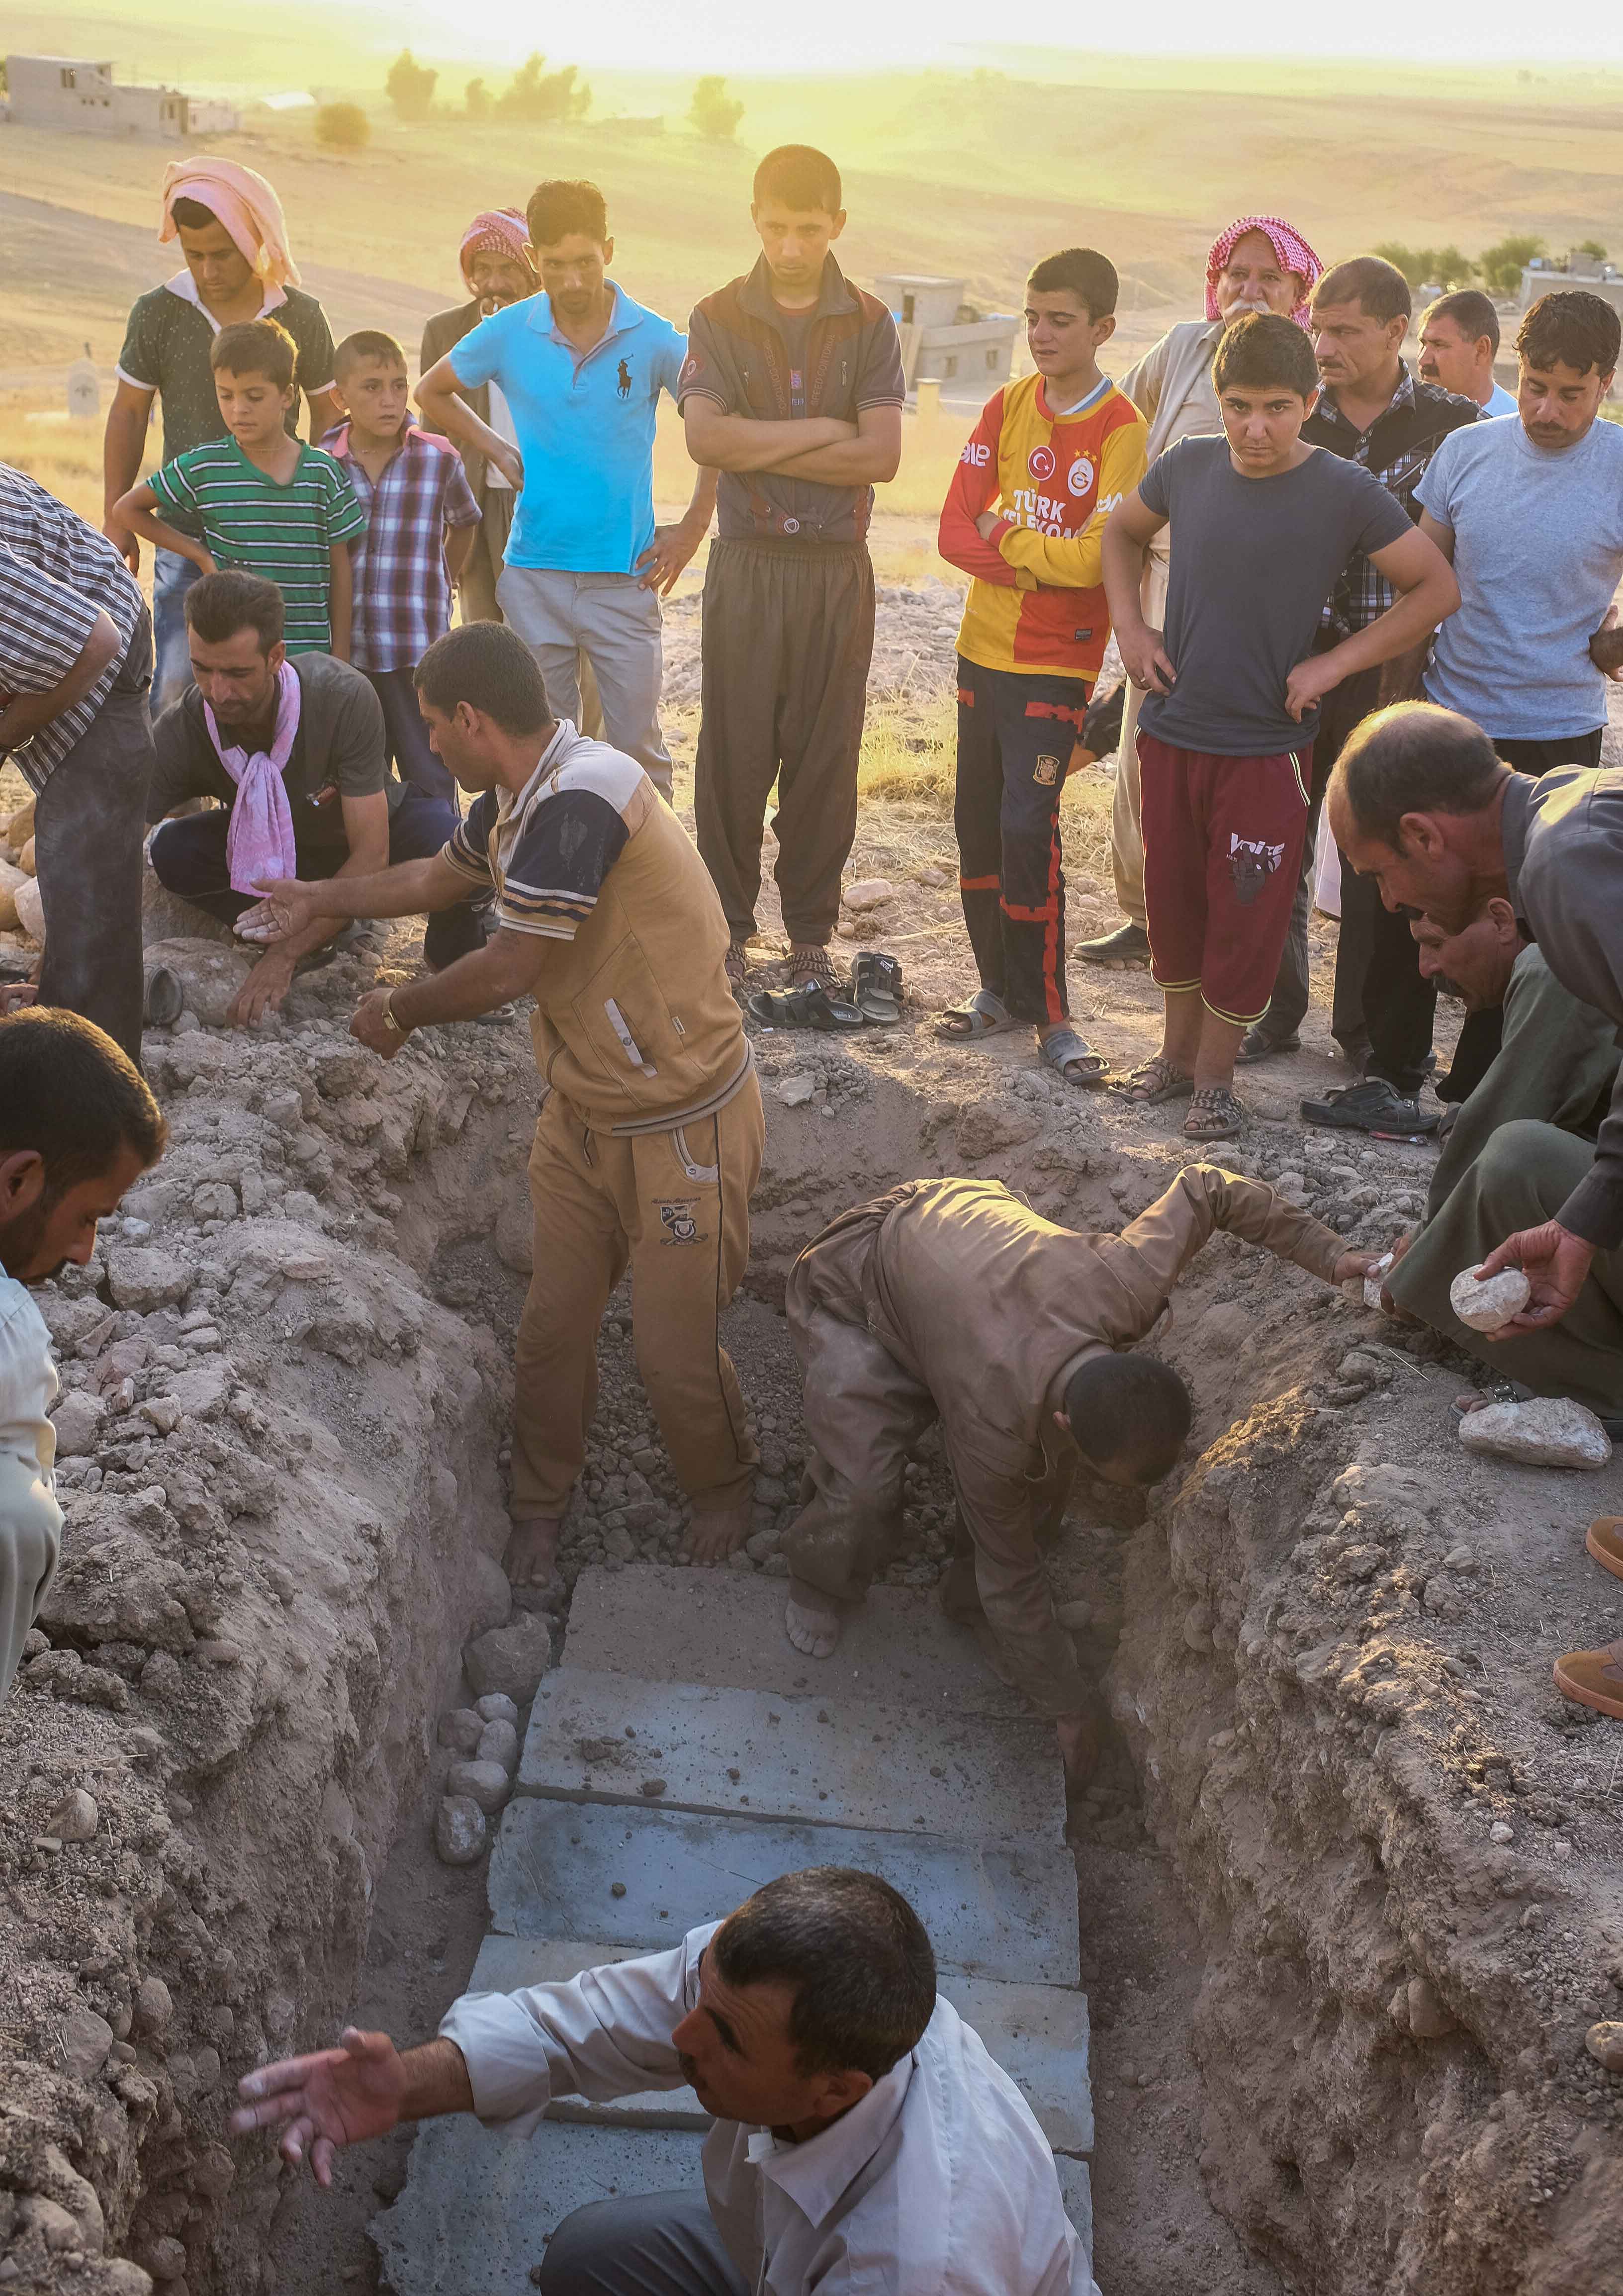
[1100,312,1458,1141]
[937,246,1147,1082]
[322,331,481,805]
[681,145,906,990]
[113,317,366,659]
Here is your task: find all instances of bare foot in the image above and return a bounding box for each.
[504,1514,561,1588]
[785,1581,842,1659]
[684,1492,752,1567]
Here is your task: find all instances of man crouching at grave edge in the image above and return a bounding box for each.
[235,624,764,1590]
[778,1167,1378,1787]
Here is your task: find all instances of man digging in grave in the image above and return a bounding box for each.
[778,1166,1376,1786]
[232,1865,1099,2296]
[236,622,764,1585]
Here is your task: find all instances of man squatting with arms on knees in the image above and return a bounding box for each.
[776,1165,1377,1786]
[0,1011,168,1704]
[232,1867,1103,2296]
[237,623,765,1580]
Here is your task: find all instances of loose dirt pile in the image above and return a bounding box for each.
[2,663,1621,2295]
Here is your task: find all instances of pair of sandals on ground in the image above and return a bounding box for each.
[934,987,1242,1142]
[745,948,903,1031]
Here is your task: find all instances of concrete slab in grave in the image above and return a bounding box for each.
[518,1668,1065,1840]
[489,1800,1080,1986]
[1059,2155,1094,2267]
[562,1563,1027,1716]
[370,2118,705,2296]
[464,1938,1092,2157]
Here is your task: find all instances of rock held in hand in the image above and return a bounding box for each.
[1449,1263,1532,1334]
[1458,1396,1612,1470]
[1361,1252,1394,1310]
[434,1795,488,1866]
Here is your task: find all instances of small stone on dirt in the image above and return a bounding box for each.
[475,1692,519,1727]
[49,1391,105,1460]
[1585,2020,1623,2072]
[1458,1396,1612,1470]
[463,1612,554,1703]
[58,2007,113,2080]
[434,1795,488,1866]
[1449,1264,1533,1333]
[48,1789,97,1842]
[446,1758,511,1816]
[437,1709,484,1756]
[842,878,895,913]
[476,1719,519,1774]
[133,1976,173,2035]
[776,1074,816,1108]
[1407,1976,1456,2038]
[640,1777,668,1797]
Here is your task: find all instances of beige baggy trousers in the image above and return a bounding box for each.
[1107,545,1171,931]
[511,1078,764,1518]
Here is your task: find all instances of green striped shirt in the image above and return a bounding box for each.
[149,438,367,653]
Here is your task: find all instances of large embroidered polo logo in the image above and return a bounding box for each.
[657,1200,699,1244]
[616,357,632,399]
[1229,832,1285,906]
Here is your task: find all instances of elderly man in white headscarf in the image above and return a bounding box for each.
[1076,214,1324,967]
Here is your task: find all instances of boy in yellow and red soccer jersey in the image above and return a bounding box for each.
[937,247,1147,1082]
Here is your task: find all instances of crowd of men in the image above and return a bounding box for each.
[3,150,1623,2294]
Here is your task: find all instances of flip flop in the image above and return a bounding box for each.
[1038,1025,1109,1087]
[747,984,866,1032]
[851,950,903,1024]
[934,988,1022,1043]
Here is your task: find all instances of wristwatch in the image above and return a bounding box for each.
[381,990,405,1038]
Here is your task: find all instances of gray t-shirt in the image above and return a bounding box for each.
[1415,413,1623,739]
[1137,436,1411,756]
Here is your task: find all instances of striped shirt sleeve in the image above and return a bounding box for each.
[148,453,202,525]
[444,790,497,884]
[321,459,369,545]
[498,790,629,940]
[0,545,98,695]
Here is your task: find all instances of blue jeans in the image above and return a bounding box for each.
[365,666,456,807]
[148,784,486,969]
[152,549,203,714]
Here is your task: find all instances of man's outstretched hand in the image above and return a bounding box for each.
[1478,1220,1598,1336]
[238,877,330,946]
[230,2027,413,2185]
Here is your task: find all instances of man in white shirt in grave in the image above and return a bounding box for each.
[232,1866,1098,2296]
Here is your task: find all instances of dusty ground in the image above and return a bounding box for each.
[2,595,1623,2296]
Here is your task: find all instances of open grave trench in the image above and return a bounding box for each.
[2,906,1621,2296]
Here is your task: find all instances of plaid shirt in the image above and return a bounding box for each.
[0,464,144,792]
[1304,366,1480,639]
[322,421,480,673]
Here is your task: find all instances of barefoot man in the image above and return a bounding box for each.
[780,1166,1374,1786]
[239,623,764,1583]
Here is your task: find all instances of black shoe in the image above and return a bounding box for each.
[1236,1025,1300,1065]
[1300,1078,1440,1135]
[1073,921,1150,967]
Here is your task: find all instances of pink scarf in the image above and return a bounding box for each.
[204,662,302,894]
[159,158,301,290]
[1205,215,1323,327]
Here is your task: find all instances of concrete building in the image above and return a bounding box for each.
[3,54,237,139]
[1520,253,1623,316]
[876,273,1020,396]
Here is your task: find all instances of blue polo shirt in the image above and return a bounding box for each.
[449,285,686,575]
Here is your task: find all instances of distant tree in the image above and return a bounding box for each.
[315,102,370,152]
[1374,242,1476,290]
[689,76,743,142]
[464,76,491,120]
[1479,233,1546,296]
[498,54,591,124]
[385,49,437,122]
[1578,237,1609,262]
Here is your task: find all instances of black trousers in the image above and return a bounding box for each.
[1441,727,1607,1102]
[35,608,155,1066]
[1257,665,1438,1092]
[537,2190,747,2296]
[954,655,1089,1026]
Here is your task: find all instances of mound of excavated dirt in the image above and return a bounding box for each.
[3,762,1621,2296]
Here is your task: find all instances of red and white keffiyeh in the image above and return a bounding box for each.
[1205,216,1323,326]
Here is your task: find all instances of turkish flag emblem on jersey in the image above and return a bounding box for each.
[1026,443,1057,483]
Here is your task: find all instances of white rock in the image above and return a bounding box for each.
[776,1073,816,1108]
[58,2007,113,2080]
[463,1612,553,1703]
[106,1246,192,1312]
[1449,1263,1532,1334]
[842,878,896,913]
[50,1390,106,1459]
[474,1692,519,1727]
[434,1795,488,1866]
[445,1757,511,1816]
[1489,1820,1514,1844]
[1458,1396,1612,1471]
[476,1718,520,1773]
[48,1789,97,1841]
[1362,1252,1394,1310]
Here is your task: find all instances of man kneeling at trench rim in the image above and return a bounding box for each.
[232,1865,1101,2296]
[780,1166,1377,1787]
[236,621,764,1582]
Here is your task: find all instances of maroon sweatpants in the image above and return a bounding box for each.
[1137,733,1312,1025]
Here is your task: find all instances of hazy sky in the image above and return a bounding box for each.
[394,0,1614,71]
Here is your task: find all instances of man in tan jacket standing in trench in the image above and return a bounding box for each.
[239,622,763,1582]
[781,1165,1372,1785]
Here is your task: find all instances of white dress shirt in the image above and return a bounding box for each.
[0,1264,62,1700]
[441,1922,1099,2296]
